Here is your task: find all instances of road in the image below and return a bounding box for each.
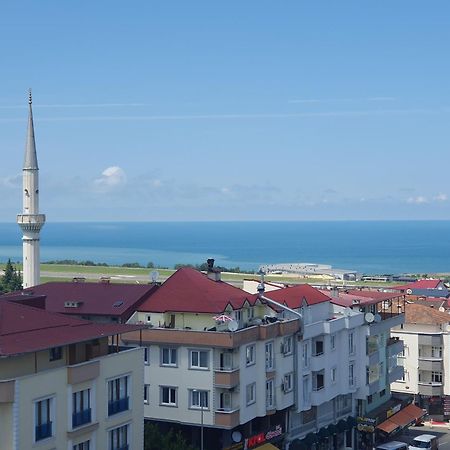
[394,424,450,449]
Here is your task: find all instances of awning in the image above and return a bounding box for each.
[376,404,426,435]
[256,444,279,450]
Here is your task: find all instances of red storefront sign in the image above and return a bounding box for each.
[224,424,283,450]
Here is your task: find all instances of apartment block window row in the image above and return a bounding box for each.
[108,375,129,416]
[190,389,208,409]
[109,424,129,450]
[160,347,210,369]
[161,386,177,406]
[161,347,177,367]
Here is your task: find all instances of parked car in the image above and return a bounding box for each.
[408,434,438,450]
[375,441,408,450]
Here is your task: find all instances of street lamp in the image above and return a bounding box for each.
[193,389,205,450]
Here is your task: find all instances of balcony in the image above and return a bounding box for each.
[72,408,92,428]
[215,408,240,428]
[108,397,129,416]
[35,422,52,441]
[214,369,240,387]
[388,365,404,383]
[387,337,404,357]
[419,359,443,371]
[418,382,443,396]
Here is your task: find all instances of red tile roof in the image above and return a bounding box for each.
[138,268,256,313]
[6,282,156,319]
[260,284,331,309]
[393,279,443,290]
[0,300,143,356]
[404,303,450,325]
[321,289,402,307]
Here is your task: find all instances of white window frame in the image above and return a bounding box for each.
[189,389,209,410]
[144,347,150,365]
[161,347,177,367]
[330,334,336,350]
[160,386,177,406]
[144,385,150,404]
[246,382,256,406]
[247,307,255,320]
[303,342,309,368]
[34,396,55,442]
[246,344,256,366]
[349,332,355,355]
[331,367,337,384]
[349,363,355,386]
[109,423,129,450]
[189,349,209,370]
[219,391,232,410]
[283,336,293,355]
[283,373,293,393]
[266,379,274,409]
[73,440,90,450]
[265,341,274,370]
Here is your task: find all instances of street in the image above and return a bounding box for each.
[393,424,450,449]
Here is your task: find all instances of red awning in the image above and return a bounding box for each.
[376,404,426,435]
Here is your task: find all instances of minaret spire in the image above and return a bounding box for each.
[17,90,46,288]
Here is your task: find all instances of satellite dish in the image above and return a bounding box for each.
[227,320,238,332]
[439,306,445,312]
[150,271,159,283]
[406,289,413,295]
[232,431,242,443]
[365,312,375,323]
[374,314,382,323]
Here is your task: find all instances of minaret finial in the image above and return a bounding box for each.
[28,88,32,105]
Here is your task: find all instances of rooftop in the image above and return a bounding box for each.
[404,302,450,325]
[393,279,445,291]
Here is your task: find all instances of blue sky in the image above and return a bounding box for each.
[0,1,449,221]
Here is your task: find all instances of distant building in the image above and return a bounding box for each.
[0,297,144,450]
[259,263,360,281]
[390,279,449,298]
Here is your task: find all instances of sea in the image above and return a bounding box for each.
[0,221,449,275]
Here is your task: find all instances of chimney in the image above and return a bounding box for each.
[206,258,221,282]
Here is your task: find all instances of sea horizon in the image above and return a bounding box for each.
[1,220,450,275]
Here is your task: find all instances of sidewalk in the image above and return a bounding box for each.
[423,419,450,428]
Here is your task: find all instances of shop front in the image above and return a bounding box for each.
[223,424,284,450]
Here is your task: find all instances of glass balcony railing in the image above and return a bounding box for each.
[108,397,129,416]
[35,422,52,441]
[72,408,92,428]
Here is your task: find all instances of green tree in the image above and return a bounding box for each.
[144,423,197,450]
[0,259,23,293]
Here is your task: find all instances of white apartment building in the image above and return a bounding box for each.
[391,303,450,417]
[0,298,144,450]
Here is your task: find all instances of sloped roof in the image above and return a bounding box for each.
[405,302,450,325]
[8,282,157,319]
[393,279,443,290]
[260,284,331,308]
[0,300,143,356]
[138,267,255,313]
[321,289,401,307]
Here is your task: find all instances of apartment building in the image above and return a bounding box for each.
[391,303,450,418]
[0,298,144,450]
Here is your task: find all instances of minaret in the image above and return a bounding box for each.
[17,90,46,288]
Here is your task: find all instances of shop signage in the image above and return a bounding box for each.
[224,424,283,450]
[357,417,376,433]
[386,404,401,418]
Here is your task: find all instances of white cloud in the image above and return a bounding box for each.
[407,195,428,204]
[434,193,448,202]
[94,166,127,192]
[0,174,21,188]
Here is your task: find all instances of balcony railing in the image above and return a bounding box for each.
[35,422,52,441]
[108,397,129,416]
[72,408,92,428]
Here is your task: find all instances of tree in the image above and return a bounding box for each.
[144,423,197,450]
[0,259,23,293]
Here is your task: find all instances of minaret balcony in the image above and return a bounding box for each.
[17,214,46,232]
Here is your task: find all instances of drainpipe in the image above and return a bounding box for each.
[257,284,303,448]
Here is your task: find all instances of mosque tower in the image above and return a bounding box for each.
[17,90,46,288]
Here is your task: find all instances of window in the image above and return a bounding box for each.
[283,373,293,393]
[313,370,324,391]
[144,385,149,404]
[331,367,337,383]
[108,376,129,416]
[246,383,256,405]
[49,346,62,361]
[282,336,293,355]
[367,394,373,404]
[219,392,232,410]
[219,352,233,370]
[246,345,255,366]
[73,441,90,450]
[190,349,209,369]
[144,347,150,365]
[235,310,242,323]
[161,347,177,366]
[146,314,151,323]
[432,371,443,383]
[35,397,53,441]
[160,386,177,406]
[348,332,355,355]
[302,343,309,367]
[380,389,386,397]
[266,379,274,409]
[109,424,128,450]
[330,334,336,350]
[349,364,355,386]
[265,341,274,370]
[72,388,91,428]
[190,390,208,409]
[432,346,443,358]
[247,307,254,320]
[313,338,324,356]
[302,375,310,404]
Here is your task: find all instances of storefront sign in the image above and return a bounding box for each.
[224,424,283,450]
[387,404,401,418]
[357,417,376,433]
